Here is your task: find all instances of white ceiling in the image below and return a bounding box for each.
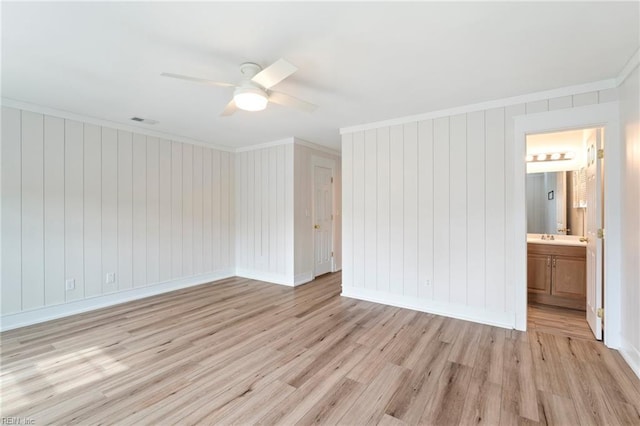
[2,2,638,151]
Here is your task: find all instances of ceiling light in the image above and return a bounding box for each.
[536,153,548,161]
[234,87,268,112]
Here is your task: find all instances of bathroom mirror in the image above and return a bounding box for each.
[526,171,585,236]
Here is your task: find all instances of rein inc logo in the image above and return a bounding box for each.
[1,418,35,425]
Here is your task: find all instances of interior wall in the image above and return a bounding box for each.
[341,89,615,328]
[293,142,342,281]
[618,65,640,377]
[234,143,295,285]
[1,107,235,322]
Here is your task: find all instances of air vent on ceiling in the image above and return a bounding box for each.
[130,117,158,125]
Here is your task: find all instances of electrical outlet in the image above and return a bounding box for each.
[425,279,431,286]
[65,279,75,291]
[105,272,116,284]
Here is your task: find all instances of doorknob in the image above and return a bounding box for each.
[314,224,320,229]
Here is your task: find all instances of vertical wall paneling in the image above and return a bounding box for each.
[1,108,22,313]
[182,144,193,276]
[572,91,598,107]
[261,150,269,268]
[228,153,235,269]
[276,145,286,275]
[21,111,45,309]
[466,111,486,309]
[158,139,172,282]
[246,151,255,269]
[83,124,102,297]
[146,137,160,284]
[484,108,506,312]
[284,144,294,276]
[548,96,572,111]
[65,120,85,301]
[44,115,65,305]
[254,150,263,266]
[403,123,419,297]
[212,150,221,270]
[192,146,203,275]
[170,141,183,278]
[417,120,434,300]
[376,128,390,293]
[449,114,467,305]
[389,125,404,295]
[117,130,133,290]
[363,129,377,290]
[352,132,365,287]
[269,148,278,272]
[101,128,118,293]
[525,100,548,114]
[202,148,213,272]
[433,117,450,302]
[504,104,526,314]
[132,134,147,287]
[220,152,231,269]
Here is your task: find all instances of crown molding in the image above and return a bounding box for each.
[293,137,341,157]
[235,136,341,156]
[339,78,617,134]
[616,48,640,87]
[0,97,236,152]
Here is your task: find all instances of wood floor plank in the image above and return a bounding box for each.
[1,272,639,425]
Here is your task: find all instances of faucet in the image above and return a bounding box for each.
[540,234,555,240]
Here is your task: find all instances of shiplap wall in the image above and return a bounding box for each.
[235,144,295,284]
[618,66,640,376]
[341,89,616,328]
[1,107,234,316]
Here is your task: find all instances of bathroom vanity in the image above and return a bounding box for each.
[527,234,587,310]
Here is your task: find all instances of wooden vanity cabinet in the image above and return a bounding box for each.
[527,243,586,310]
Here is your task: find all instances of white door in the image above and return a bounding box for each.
[585,128,603,340]
[313,165,333,276]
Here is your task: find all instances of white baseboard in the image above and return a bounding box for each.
[341,286,514,330]
[619,336,640,380]
[0,270,234,332]
[235,268,295,286]
[294,271,314,286]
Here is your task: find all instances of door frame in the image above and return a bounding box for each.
[513,102,621,349]
[311,156,336,277]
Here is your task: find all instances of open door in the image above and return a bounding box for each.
[313,164,333,277]
[585,128,603,340]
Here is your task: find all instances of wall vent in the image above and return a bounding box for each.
[130,117,158,125]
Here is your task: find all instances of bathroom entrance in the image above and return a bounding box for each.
[525,127,604,341]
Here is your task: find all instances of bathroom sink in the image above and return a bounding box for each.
[526,234,587,247]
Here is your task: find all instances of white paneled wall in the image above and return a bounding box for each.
[235,144,295,284]
[341,90,614,328]
[1,107,234,320]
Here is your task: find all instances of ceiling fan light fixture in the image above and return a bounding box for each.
[234,87,268,112]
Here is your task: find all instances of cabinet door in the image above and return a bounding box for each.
[552,255,586,299]
[527,254,551,294]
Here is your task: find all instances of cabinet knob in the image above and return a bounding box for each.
[314,224,320,229]
[552,258,556,267]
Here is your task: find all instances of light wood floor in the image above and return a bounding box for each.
[2,273,639,425]
[527,303,595,341]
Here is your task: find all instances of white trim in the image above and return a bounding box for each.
[235,137,295,153]
[616,48,640,87]
[619,337,640,380]
[236,136,341,157]
[0,270,235,331]
[0,97,236,152]
[513,102,621,350]
[235,268,295,286]
[294,271,314,286]
[341,287,513,330]
[339,79,616,134]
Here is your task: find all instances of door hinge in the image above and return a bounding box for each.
[597,307,604,318]
[597,228,605,239]
[331,251,334,257]
[331,177,333,183]
[331,214,333,220]
[597,149,604,159]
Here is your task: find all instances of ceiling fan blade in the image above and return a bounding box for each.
[269,91,317,113]
[251,59,297,89]
[220,99,237,117]
[161,72,235,88]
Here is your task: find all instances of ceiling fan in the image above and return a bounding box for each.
[161,59,317,116]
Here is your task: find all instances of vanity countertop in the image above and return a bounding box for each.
[527,234,587,247]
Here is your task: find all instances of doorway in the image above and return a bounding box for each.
[524,127,603,340]
[312,156,335,277]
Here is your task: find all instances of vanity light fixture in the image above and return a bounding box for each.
[526,151,575,163]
